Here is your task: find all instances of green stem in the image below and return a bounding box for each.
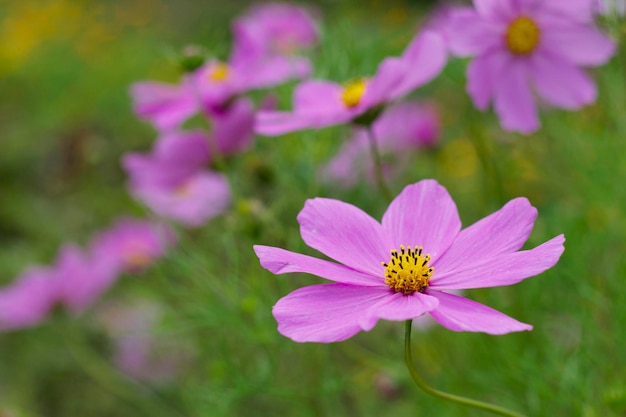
[366,127,393,203]
[403,320,527,417]
[466,114,506,206]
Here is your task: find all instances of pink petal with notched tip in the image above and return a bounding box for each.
[493,61,539,134]
[130,82,198,132]
[390,31,448,99]
[273,284,398,343]
[381,180,461,260]
[253,245,383,286]
[467,49,511,110]
[530,53,596,109]
[297,198,391,277]
[428,290,533,334]
[538,23,615,67]
[446,8,503,56]
[433,197,537,274]
[430,234,565,290]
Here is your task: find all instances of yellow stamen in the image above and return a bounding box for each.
[505,16,540,55]
[124,251,152,269]
[341,78,367,108]
[209,62,229,82]
[382,245,433,295]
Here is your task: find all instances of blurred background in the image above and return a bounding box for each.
[1,0,626,416]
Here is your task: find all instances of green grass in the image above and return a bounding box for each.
[1,1,626,416]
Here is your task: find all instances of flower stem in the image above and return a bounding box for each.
[366,127,393,203]
[403,320,528,417]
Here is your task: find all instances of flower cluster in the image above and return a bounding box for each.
[0,219,174,331]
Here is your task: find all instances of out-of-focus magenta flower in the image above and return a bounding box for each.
[54,244,118,314]
[446,0,615,133]
[231,2,319,63]
[210,98,256,156]
[254,180,565,343]
[130,82,198,132]
[90,218,175,274]
[255,31,446,136]
[98,300,189,383]
[123,131,232,227]
[323,102,440,187]
[131,171,231,228]
[0,267,57,331]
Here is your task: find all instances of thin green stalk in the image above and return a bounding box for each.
[366,127,393,203]
[467,114,506,205]
[61,323,188,417]
[403,320,527,417]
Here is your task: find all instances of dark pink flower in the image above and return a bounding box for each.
[90,218,175,274]
[254,180,565,343]
[54,244,119,314]
[446,0,615,133]
[123,131,232,227]
[0,267,57,331]
[255,31,446,135]
[323,101,440,187]
[231,2,319,63]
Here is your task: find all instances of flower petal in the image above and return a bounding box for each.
[293,80,346,113]
[253,245,383,286]
[474,0,518,19]
[361,57,407,107]
[467,49,511,110]
[359,291,439,331]
[428,290,533,334]
[390,31,448,99]
[130,82,198,131]
[433,198,537,273]
[254,111,315,136]
[431,234,565,290]
[381,180,461,260]
[272,284,393,343]
[539,24,615,67]
[530,52,596,109]
[493,61,539,134]
[446,8,503,56]
[298,198,391,277]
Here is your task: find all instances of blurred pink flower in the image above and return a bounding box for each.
[0,267,57,331]
[255,31,446,135]
[231,2,319,63]
[254,180,565,343]
[123,131,232,227]
[446,0,615,133]
[54,244,119,314]
[323,102,440,187]
[97,299,189,383]
[90,218,175,274]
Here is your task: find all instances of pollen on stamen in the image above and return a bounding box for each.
[505,16,540,55]
[382,245,433,295]
[209,62,229,82]
[341,78,367,108]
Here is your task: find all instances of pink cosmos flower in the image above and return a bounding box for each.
[97,299,189,383]
[255,31,446,136]
[231,2,319,63]
[90,218,175,274]
[323,102,439,187]
[446,0,615,133]
[0,267,57,331]
[54,244,119,314]
[254,180,565,343]
[123,130,232,227]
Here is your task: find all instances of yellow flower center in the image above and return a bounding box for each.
[341,78,367,108]
[209,62,229,82]
[123,250,153,269]
[505,16,540,55]
[382,245,433,295]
